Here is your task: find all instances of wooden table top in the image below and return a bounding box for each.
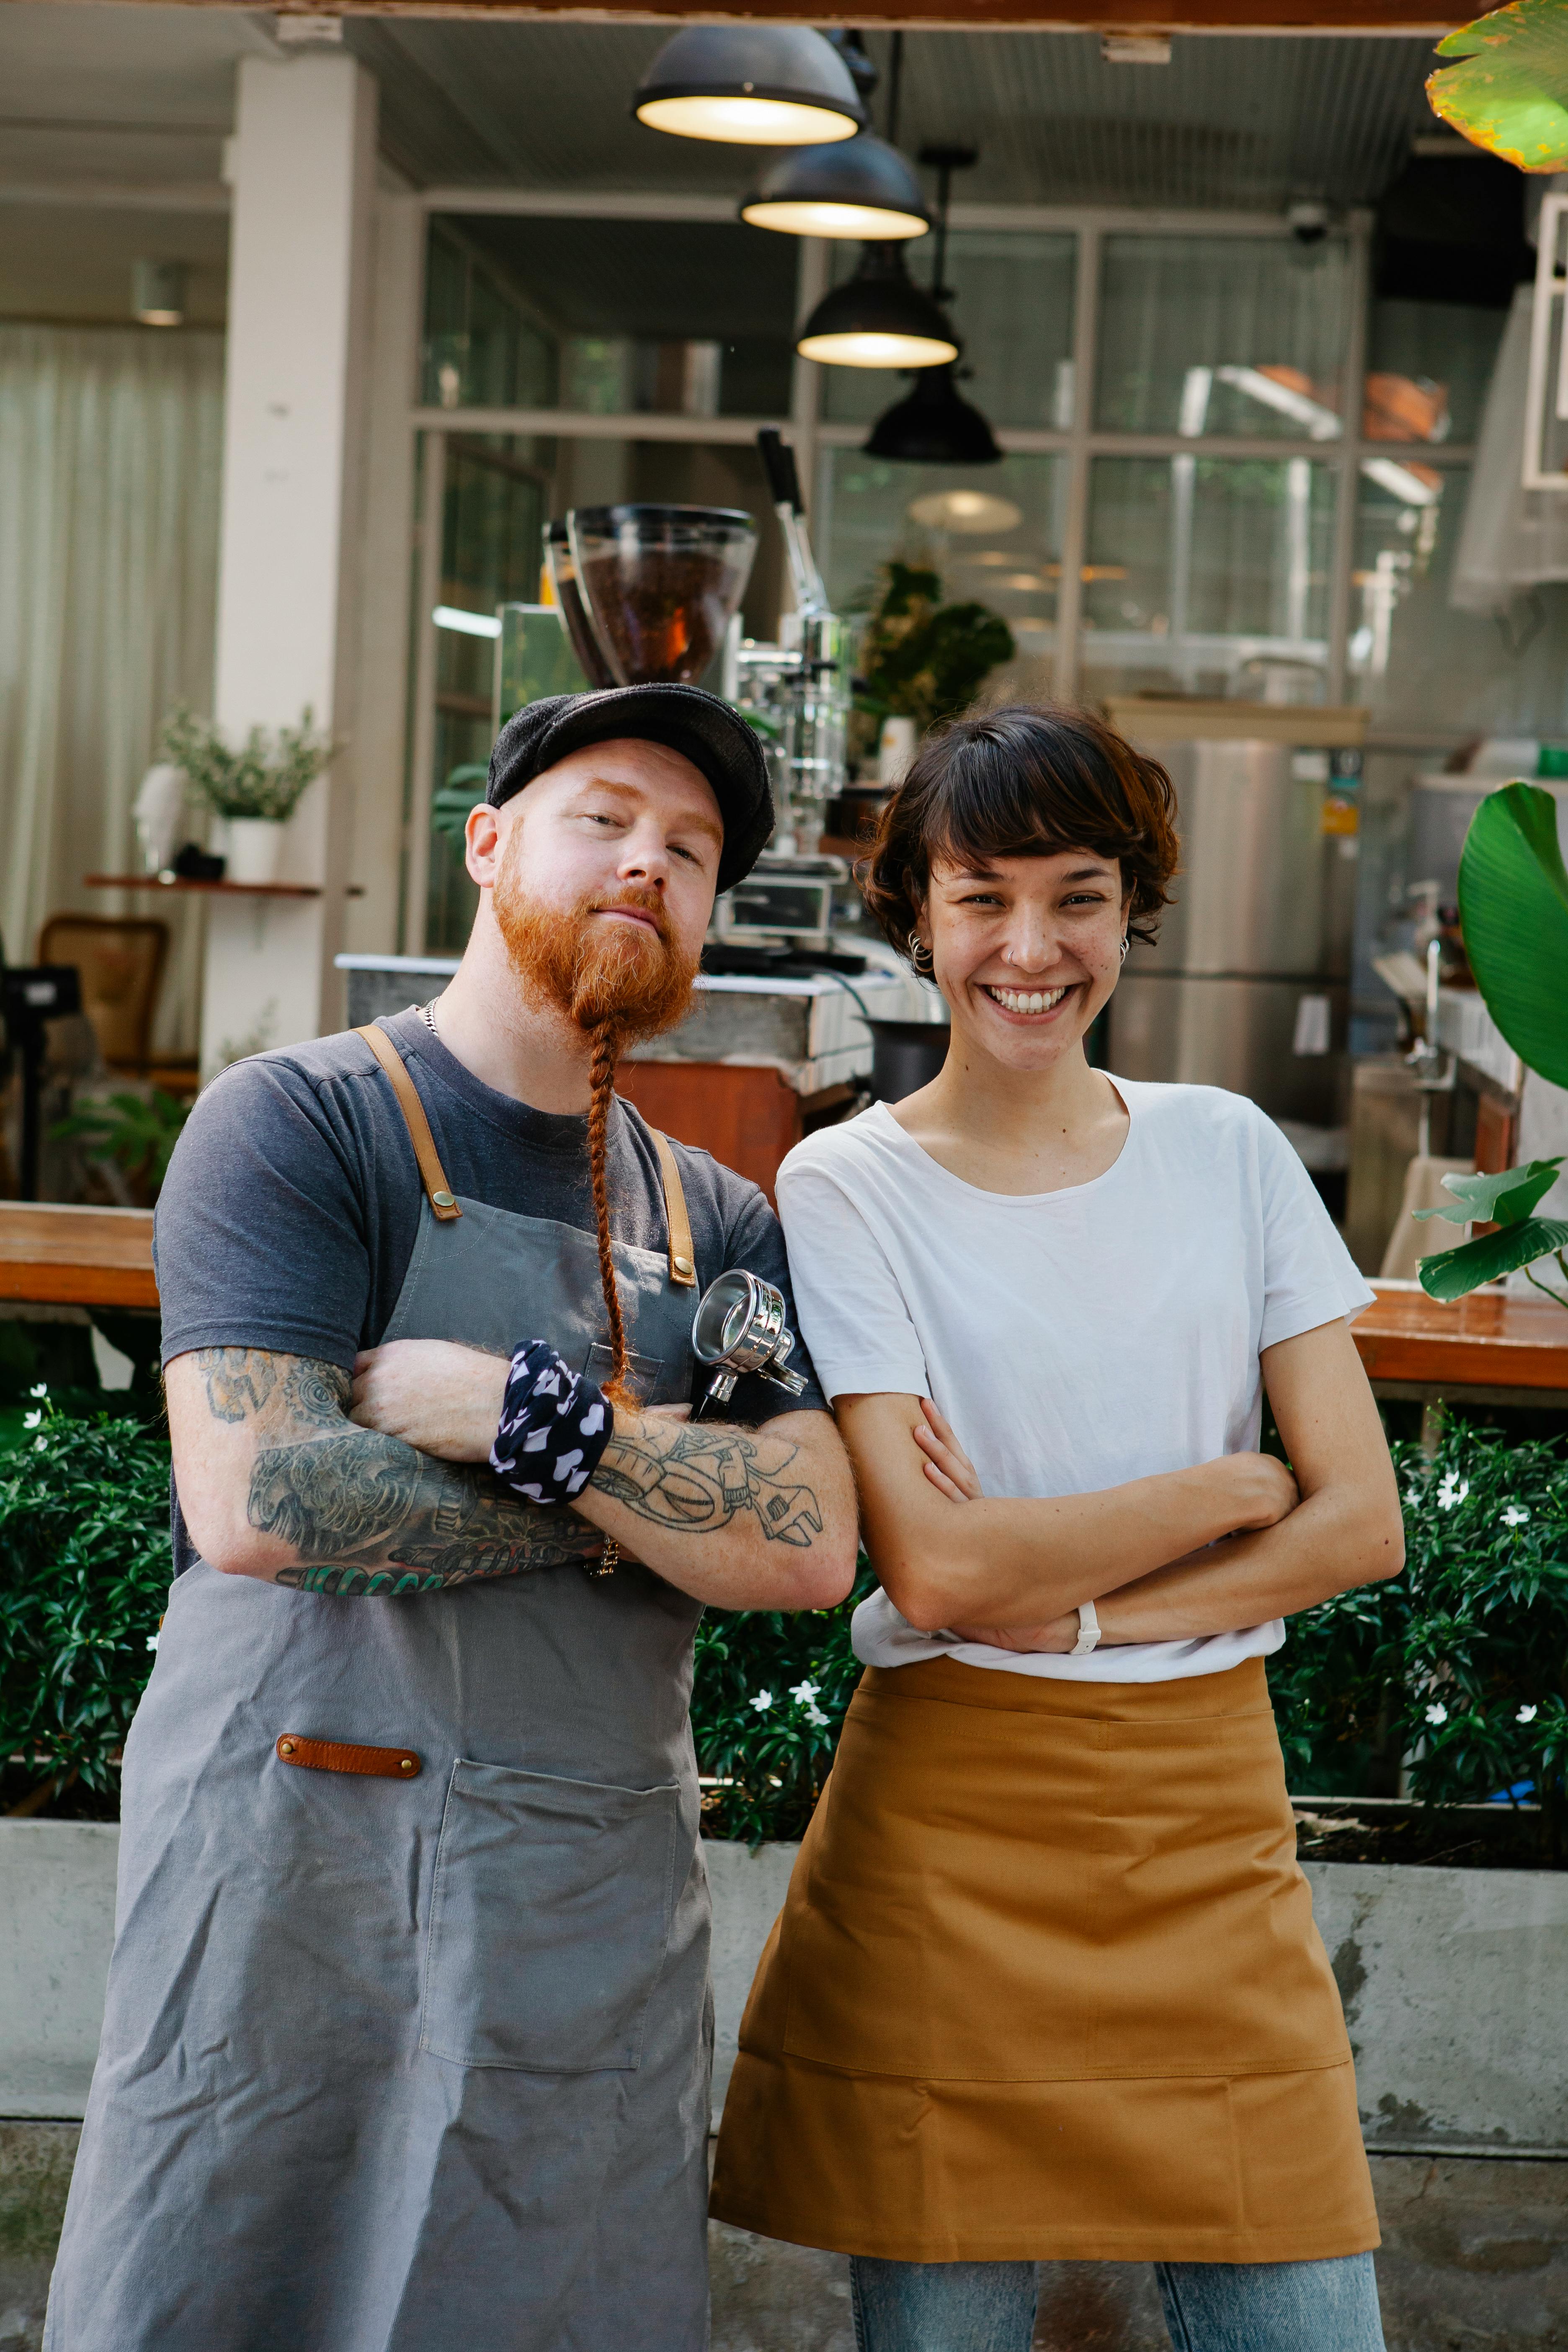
[1357,1280,1568,1392]
[2,1211,1568,1390]
[0,1203,157,1310]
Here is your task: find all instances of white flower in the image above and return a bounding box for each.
[1519,1704,1539,1725]
[1425,1702,1449,1726]
[33,1435,47,1452]
[788,1679,820,1707]
[803,1705,829,1729]
[1501,1504,1532,1527]
[1436,1474,1469,1511]
[21,1411,40,1430]
[28,1383,46,1399]
[750,1689,774,1713]
[145,1632,160,1653]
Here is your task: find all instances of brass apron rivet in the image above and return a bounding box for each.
[400,1757,417,1774]
[279,1739,295,1756]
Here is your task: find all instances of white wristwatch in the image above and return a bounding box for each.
[1072,1600,1101,1657]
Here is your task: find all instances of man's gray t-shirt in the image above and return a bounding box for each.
[155,1008,827,1569]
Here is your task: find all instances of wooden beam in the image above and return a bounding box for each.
[60,0,1468,29]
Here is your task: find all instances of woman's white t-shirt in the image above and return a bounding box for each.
[774,1080,1375,1684]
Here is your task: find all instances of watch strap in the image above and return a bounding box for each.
[1071,1599,1102,1657]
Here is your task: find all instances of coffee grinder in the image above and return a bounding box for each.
[541,456,861,972]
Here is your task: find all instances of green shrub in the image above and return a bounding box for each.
[691,1563,875,1847]
[1271,1413,1568,1860]
[7,1401,1563,1856]
[0,1397,173,1800]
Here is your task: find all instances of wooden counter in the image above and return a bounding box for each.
[2,1215,1568,1404]
[1357,1280,1568,1399]
[0,1204,157,1310]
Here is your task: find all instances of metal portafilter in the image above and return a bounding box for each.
[691,1269,809,1413]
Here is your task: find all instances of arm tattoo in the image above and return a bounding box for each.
[196,1346,599,1595]
[591,1422,822,1550]
[256,1435,599,1595]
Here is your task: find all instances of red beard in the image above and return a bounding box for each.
[494,854,701,1045]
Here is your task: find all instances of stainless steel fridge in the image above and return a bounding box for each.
[1104,703,1363,1132]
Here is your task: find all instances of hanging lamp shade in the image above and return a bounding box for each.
[742,136,931,241]
[796,245,958,369]
[865,366,1003,464]
[633,26,867,146]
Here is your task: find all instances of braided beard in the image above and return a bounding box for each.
[494,850,701,1406]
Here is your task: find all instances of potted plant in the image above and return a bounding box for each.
[851,560,1014,778]
[159,705,335,886]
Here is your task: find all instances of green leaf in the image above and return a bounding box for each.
[1429,0,1568,172]
[1418,1216,1568,1300]
[1458,782,1568,1087]
[1413,1156,1566,1225]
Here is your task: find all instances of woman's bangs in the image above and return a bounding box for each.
[926,756,1077,876]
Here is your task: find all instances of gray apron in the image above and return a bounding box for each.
[47,1037,713,2352]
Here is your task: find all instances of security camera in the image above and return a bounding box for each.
[1286,199,1331,246]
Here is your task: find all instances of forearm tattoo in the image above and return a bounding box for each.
[591,1421,823,1550]
[194,1346,600,1596]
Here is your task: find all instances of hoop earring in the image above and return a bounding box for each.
[908,930,934,976]
[1119,935,1130,962]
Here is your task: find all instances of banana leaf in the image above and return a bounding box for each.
[1457,781,1568,1088]
[1428,0,1568,172]
[1413,1156,1566,1227]
[1419,1217,1568,1301]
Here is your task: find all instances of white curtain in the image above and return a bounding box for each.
[0,325,224,1057]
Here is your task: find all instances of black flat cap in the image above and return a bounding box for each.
[487,683,773,895]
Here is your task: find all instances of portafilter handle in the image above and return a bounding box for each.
[690,1267,810,1417]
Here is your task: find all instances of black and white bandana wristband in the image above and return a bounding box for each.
[490,1341,614,1507]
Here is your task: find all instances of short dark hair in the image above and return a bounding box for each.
[860,704,1181,960]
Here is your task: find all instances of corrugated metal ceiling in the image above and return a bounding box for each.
[344,21,1445,213]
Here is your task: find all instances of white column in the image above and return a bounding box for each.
[201,51,378,1075]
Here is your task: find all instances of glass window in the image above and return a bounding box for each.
[422,222,558,414]
[426,433,554,952]
[816,449,1065,712]
[1366,298,1507,447]
[822,231,1077,430]
[423,215,799,418]
[1096,235,1352,439]
[1351,462,1568,735]
[1079,454,1336,704]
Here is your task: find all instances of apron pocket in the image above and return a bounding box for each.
[584,1340,665,1407]
[420,1759,681,2073]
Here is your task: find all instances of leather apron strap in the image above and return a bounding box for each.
[356,1019,697,1290]
[650,1129,697,1289]
[356,1022,461,1222]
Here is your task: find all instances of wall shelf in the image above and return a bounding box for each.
[84,874,364,900]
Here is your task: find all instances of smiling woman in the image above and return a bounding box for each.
[712,702,1403,2352]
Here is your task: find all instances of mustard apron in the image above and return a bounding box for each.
[48,1025,714,2352]
[712,1654,1379,2267]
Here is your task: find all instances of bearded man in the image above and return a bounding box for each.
[45,685,856,2352]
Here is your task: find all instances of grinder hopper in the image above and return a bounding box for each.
[544,504,758,690]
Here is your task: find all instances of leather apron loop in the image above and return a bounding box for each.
[357,1022,462,1221]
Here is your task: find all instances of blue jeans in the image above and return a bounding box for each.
[849,2254,1386,2351]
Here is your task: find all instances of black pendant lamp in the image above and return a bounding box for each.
[865,365,1001,464]
[796,242,958,369]
[864,142,1002,464]
[742,136,931,242]
[633,26,867,146]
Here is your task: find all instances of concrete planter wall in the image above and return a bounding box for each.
[4,1824,1568,2351]
[0,1825,118,2121]
[3,1823,1565,2153]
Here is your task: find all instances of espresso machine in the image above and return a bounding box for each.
[542,444,862,973]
